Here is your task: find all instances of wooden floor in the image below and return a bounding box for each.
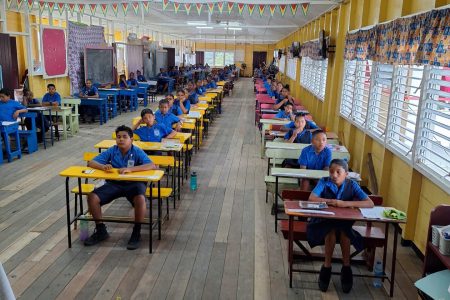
[0,79,422,299]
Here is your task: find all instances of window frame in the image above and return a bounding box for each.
[300,56,328,101]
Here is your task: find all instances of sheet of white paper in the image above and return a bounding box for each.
[359,207,389,219]
[287,209,335,215]
[1,121,18,126]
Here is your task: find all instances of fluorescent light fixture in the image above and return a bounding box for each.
[228,27,242,31]
[187,21,206,26]
[196,26,213,29]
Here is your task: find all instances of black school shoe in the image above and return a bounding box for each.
[127,227,141,250]
[341,265,353,293]
[84,223,109,246]
[318,265,332,292]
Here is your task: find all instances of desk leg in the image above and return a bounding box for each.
[177,151,181,201]
[40,113,46,149]
[288,215,294,288]
[382,222,389,282]
[390,224,399,297]
[149,182,153,253]
[158,180,162,240]
[62,113,67,140]
[65,177,72,248]
[49,111,54,145]
[99,105,103,125]
[275,176,279,233]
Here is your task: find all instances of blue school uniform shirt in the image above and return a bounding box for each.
[170,105,183,116]
[275,111,292,120]
[284,129,312,144]
[285,120,319,130]
[174,99,190,112]
[188,92,198,104]
[119,81,127,88]
[81,86,98,97]
[42,92,61,105]
[154,110,180,128]
[196,88,204,96]
[0,100,26,122]
[158,72,169,78]
[127,79,138,87]
[93,144,151,168]
[312,177,368,201]
[298,145,332,170]
[134,123,172,142]
[137,75,146,82]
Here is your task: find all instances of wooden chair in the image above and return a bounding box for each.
[61,98,80,135]
[18,112,38,154]
[0,122,22,162]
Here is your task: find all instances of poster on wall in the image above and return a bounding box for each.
[41,26,68,78]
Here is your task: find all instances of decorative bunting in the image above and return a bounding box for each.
[47,2,55,13]
[290,4,298,16]
[142,1,150,13]
[57,2,65,14]
[100,3,108,16]
[27,0,34,11]
[131,2,139,15]
[162,0,169,11]
[217,2,224,14]
[173,2,180,13]
[89,4,97,15]
[77,3,85,16]
[16,0,24,10]
[269,4,276,16]
[227,2,234,15]
[279,4,286,16]
[184,3,191,15]
[38,1,46,14]
[237,3,244,15]
[207,3,214,14]
[121,3,128,15]
[258,4,265,17]
[301,3,310,16]
[67,3,75,14]
[111,3,119,16]
[196,3,203,15]
[6,0,12,9]
[247,4,255,16]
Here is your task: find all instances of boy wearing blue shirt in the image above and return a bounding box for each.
[166,94,183,116]
[284,114,312,144]
[284,112,320,131]
[79,79,99,98]
[42,83,61,106]
[308,159,373,293]
[85,125,157,250]
[155,99,182,131]
[187,82,199,104]
[174,89,190,114]
[132,108,176,142]
[136,70,146,82]
[273,87,295,111]
[127,72,138,87]
[0,88,27,122]
[275,103,295,121]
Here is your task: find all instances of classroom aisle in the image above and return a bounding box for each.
[0,79,420,299]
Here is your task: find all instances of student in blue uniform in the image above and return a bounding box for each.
[78,79,100,123]
[119,74,128,88]
[206,76,217,89]
[136,70,146,82]
[155,99,182,131]
[274,103,295,121]
[127,72,138,87]
[157,68,170,93]
[284,112,320,131]
[0,88,27,122]
[187,81,198,104]
[22,89,49,140]
[132,108,176,142]
[42,83,61,106]
[273,86,296,111]
[195,80,205,96]
[174,89,190,114]
[284,114,312,144]
[84,125,157,250]
[166,94,183,116]
[308,159,374,293]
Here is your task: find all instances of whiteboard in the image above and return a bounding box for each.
[287,58,298,80]
[279,55,286,73]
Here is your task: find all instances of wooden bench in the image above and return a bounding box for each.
[279,190,385,270]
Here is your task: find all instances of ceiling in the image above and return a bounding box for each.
[17,0,342,44]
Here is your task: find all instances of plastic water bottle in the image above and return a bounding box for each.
[79,215,89,241]
[373,260,383,288]
[190,172,197,191]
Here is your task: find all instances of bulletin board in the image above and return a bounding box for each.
[41,26,67,78]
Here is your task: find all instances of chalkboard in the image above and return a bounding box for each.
[84,47,114,85]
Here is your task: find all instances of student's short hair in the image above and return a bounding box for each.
[176,89,186,95]
[159,99,169,106]
[330,159,349,172]
[140,108,153,118]
[0,88,12,97]
[294,113,305,121]
[296,111,310,117]
[282,86,290,92]
[47,83,55,89]
[285,102,293,108]
[86,79,93,83]
[312,130,327,139]
[165,93,174,99]
[115,125,133,138]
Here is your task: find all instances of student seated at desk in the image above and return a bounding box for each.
[273,86,296,111]
[127,72,138,88]
[284,112,320,131]
[157,68,169,93]
[273,82,283,100]
[174,89,190,114]
[166,94,183,116]
[42,83,61,106]
[195,80,205,96]
[187,81,199,104]
[22,89,49,139]
[132,108,176,142]
[308,159,374,293]
[79,79,99,123]
[274,103,295,121]
[136,70,146,82]
[206,76,217,89]
[84,125,157,250]
[0,88,28,122]
[284,114,312,144]
[155,99,182,131]
[119,74,129,89]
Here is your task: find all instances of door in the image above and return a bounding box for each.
[0,33,19,89]
[195,51,204,65]
[252,51,267,71]
[163,47,175,67]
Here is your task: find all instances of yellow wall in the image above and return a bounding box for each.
[275,0,450,254]
[195,42,275,77]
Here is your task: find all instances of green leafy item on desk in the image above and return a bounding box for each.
[383,208,406,220]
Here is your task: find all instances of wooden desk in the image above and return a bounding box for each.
[28,106,53,148]
[265,142,350,161]
[284,201,406,297]
[80,98,108,125]
[59,166,164,253]
[43,106,73,140]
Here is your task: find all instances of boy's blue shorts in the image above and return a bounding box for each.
[92,181,147,206]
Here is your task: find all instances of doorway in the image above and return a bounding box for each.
[252,51,267,71]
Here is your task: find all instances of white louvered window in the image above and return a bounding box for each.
[386,65,423,157]
[300,56,328,101]
[415,66,450,186]
[340,60,357,119]
[366,63,393,140]
[352,60,372,126]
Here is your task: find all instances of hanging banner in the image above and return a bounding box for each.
[132,2,139,15]
[121,3,128,15]
[258,4,265,17]
[279,4,286,16]
[227,2,234,15]
[77,3,85,16]
[162,0,169,11]
[16,0,24,10]
[38,1,46,14]
[100,3,108,16]
[89,4,97,15]
[6,0,12,9]
[142,1,150,13]
[207,3,214,14]
[247,4,255,16]
[47,2,55,14]
[173,2,180,13]
[217,2,224,14]
[111,3,119,16]
[290,4,297,16]
[67,3,75,14]
[301,3,310,16]
[269,4,276,16]
[57,2,65,14]
[196,3,203,15]
[237,3,244,15]
[184,3,191,15]
[27,0,34,11]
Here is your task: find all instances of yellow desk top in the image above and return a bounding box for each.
[94,140,183,152]
[217,81,226,86]
[198,96,213,103]
[59,166,164,182]
[207,88,223,93]
[191,105,208,111]
[180,123,195,130]
[174,132,192,143]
